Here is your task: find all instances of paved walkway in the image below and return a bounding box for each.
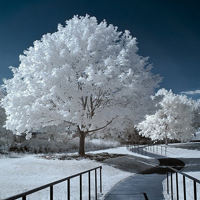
[104,147,185,200]
[105,173,166,200]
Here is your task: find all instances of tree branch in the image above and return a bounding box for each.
[87,117,117,133]
[63,120,76,126]
[81,96,88,110]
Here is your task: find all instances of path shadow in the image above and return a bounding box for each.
[141,158,185,174]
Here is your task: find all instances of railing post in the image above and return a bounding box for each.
[88,171,91,200]
[183,176,186,200]
[95,169,97,200]
[100,167,102,194]
[171,170,173,200]
[176,172,179,200]
[167,168,169,194]
[3,166,103,200]
[67,179,70,200]
[50,185,53,200]
[80,174,82,200]
[194,181,197,200]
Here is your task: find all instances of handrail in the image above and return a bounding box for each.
[167,166,200,184]
[166,166,200,200]
[126,144,147,156]
[146,143,167,155]
[3,166,102,200]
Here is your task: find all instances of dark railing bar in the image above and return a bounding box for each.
[167,168,169,194]
[3,166,102,200]
[95,169,97,200]
[143,193,149,200]
[194,180,197,200]
[100,167,102,194]
[176,172,179,200]
[67,179,70,200]
[171,170,173,200]
[183,176,186,200]
[167,166,200,184]
[50,185,53,200]
[88,171,91,200]
[80,174,82,200]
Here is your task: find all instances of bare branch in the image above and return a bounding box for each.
[63,120,76,126]
[80,96,88,110]
[87,116,117,133]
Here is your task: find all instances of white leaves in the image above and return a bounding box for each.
[2,15,161,135]
[137,89,198,142]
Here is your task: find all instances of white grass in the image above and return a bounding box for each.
[2,144,199,200]
[0,147,141,200]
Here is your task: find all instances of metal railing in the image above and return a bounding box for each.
[146,143,167,155]
[126,143,168,156]
[166,166,200,200]
[126,143,147,156]
[3,166,102,200]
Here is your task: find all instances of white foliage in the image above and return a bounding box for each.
[0,88,13,148]
[1,15,161,135]
[137,89,198,142]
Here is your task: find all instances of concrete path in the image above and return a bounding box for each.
[105,173,166,200]
[104,148,185,200]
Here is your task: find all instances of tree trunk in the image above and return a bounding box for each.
[165,137,168,145]
[79,131,85,156]
[77,127,87,156]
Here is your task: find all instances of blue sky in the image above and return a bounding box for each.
[0,0,200,98]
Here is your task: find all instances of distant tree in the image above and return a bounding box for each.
[0,89,13,149]
[137,89,198,144]
[191,99,200,131]
[2,15,161,156]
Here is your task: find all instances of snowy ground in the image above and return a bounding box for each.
[0,147,148,200]
[1,145,200,200]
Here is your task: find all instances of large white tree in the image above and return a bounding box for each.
[137,89,198,143]
[2,15,161,155]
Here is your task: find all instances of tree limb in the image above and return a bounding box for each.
[63,120,76,126]
[87,116,117,133]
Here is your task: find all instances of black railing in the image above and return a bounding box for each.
[166,166,200,200]
[127,143,168,156]
[146,143,167,155]
[3,166,102,200]
[126,143,147,156]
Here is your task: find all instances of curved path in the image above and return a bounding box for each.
[104,149,185,200]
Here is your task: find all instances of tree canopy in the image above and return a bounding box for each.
[1,15,161,155]
[137,89,199,143]
[0,89,13,149]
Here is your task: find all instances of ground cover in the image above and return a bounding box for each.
[1,144,199,200]
[0,146,152,200]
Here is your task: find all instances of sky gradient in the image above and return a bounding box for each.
[0,0,200,98]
